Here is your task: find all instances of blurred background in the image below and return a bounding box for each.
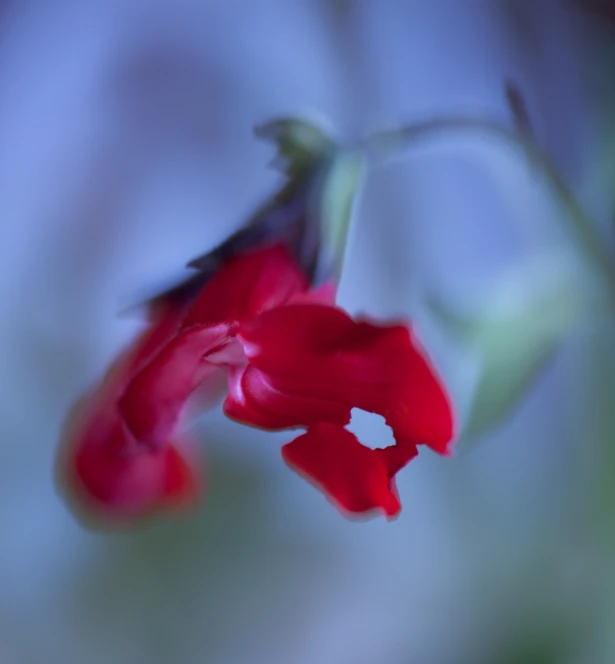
[0,1,614,662]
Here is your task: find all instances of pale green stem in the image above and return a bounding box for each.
[365,117,615,308]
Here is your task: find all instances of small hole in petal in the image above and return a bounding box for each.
[346,408,395,450]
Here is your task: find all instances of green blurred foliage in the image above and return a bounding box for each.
[65,444,333,664]
[430,251,585,446]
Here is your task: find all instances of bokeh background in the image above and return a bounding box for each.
[1,1,614,662]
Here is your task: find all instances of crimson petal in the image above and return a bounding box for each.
[238,304,454,453]
[119,324,232,448]
[281,423,418,518]
[224,365,351,430]
[181,243,310,329]
[60,396,201,523]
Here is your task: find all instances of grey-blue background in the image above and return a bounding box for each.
[0,2,613,663]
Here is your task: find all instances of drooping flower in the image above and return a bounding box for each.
[58,239,330,524]
[117,243,453,520]
[58,116,454,524]
[57,116,343,525]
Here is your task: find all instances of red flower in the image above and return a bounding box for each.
[117,243,454,520]
[60,241,454,523]
[58,243,314,523]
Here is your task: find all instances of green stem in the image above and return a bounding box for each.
[365,117,615,308]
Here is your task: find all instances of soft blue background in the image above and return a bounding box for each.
[0,2,613,662]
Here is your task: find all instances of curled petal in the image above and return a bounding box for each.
[238,304,454,453]
[94,297,191,407]
[281,423,418,518]
[127,297,193,376]
[57,393,201,524]
[119,324,233,448]
[71,435,200,521]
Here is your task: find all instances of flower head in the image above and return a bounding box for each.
[114,243,453,520]
[57,117,454,525]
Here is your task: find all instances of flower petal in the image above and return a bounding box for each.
[59,396,201,523]
[93,297,190,408]
[119,324,233,448]
[281,423,418,518]
[238,304,454,453]
[223,365,351,430]
[181,243,309,329]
